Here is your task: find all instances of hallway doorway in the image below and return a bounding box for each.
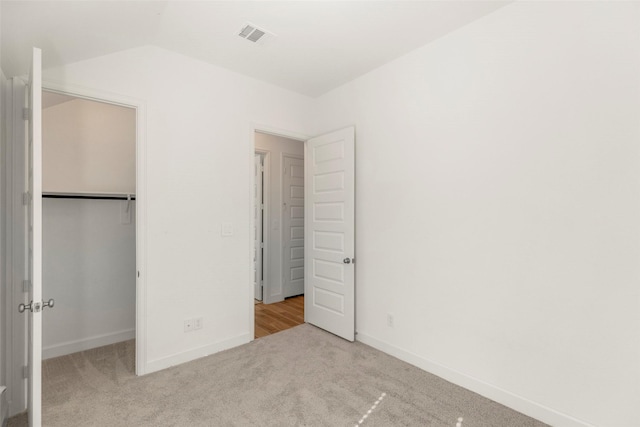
[254,296,304,338]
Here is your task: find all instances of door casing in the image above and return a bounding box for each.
[254,153,264,301]
[250,126,309,339]
[5,75,28,418]
[249,125,355,342]
[5,79,148,418]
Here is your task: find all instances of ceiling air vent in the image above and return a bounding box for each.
[237,22,273,44]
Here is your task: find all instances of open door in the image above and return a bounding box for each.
[254,153,264,301]
[304,127,355,341]
[22,47,44,427]
[283,155,304,297]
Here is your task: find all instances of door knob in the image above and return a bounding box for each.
[18,299,54,313]
[18,301,32,313]
[343,258,351,264]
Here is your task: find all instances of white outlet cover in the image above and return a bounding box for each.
[221,222,234,236]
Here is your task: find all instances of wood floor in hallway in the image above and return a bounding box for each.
[254,295,304,338]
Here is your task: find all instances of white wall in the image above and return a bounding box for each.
[313,2,640,427]
[43,98,136,194]
[42,46,314,373]
[42,199,136,359]
[254,132,304,303]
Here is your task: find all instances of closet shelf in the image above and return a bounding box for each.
[42,191,136,201]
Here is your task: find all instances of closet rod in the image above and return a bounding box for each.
[42,194,136,201]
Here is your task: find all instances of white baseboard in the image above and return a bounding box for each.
[145,333,251,374]
[356,332,595,427]
[43,329,136,360]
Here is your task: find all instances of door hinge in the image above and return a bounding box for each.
[22,108,30,121]
[22,192,31,205]
[22,279,31,293]
[22,365,29,379]
[260,166,264,172]
[260,204,264,210]
[260,242,264,249]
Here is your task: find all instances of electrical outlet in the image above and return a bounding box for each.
[194,317,203,330]
[221,222,234,236]
[387,313,394,328]
[184,317,203,332]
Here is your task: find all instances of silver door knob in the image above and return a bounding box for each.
[18,299,54,313]
[343,258,351,264]
[18,301,32,313]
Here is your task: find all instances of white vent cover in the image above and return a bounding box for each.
[238,22,273,44]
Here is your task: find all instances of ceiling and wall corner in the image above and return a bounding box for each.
[1,2,638,427]
[0,1,512,97]
[311,2,640,426]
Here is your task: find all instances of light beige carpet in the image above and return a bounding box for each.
[8,324,548,426]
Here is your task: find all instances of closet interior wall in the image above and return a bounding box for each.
[42,93,136,358]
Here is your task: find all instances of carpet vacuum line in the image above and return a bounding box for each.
[355,392,386,426]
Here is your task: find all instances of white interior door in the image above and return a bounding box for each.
[254,154,263,301]
[283,155,304,297]
[304,127,355,341]
[26,46,43,427]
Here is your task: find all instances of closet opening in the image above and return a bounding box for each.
[40,90,137,368]
[253,131,305,338]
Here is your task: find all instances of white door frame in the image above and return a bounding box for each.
[250,125,309,340]
[253,152,266,301]
[38,81,148,375]
[253,147,273,304]
[5,79,147,417]
[5,77,28,417]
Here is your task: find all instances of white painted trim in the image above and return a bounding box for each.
[1,73,12,427]
[356,332,596,427]
[254,151,271,304]
[7,78,28,418]
[42,329,135,360]
[40,79,148,375]
[253,153,264,301]
[145,333,251,374]
[256,149,279,304]
[251,124,310,143]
